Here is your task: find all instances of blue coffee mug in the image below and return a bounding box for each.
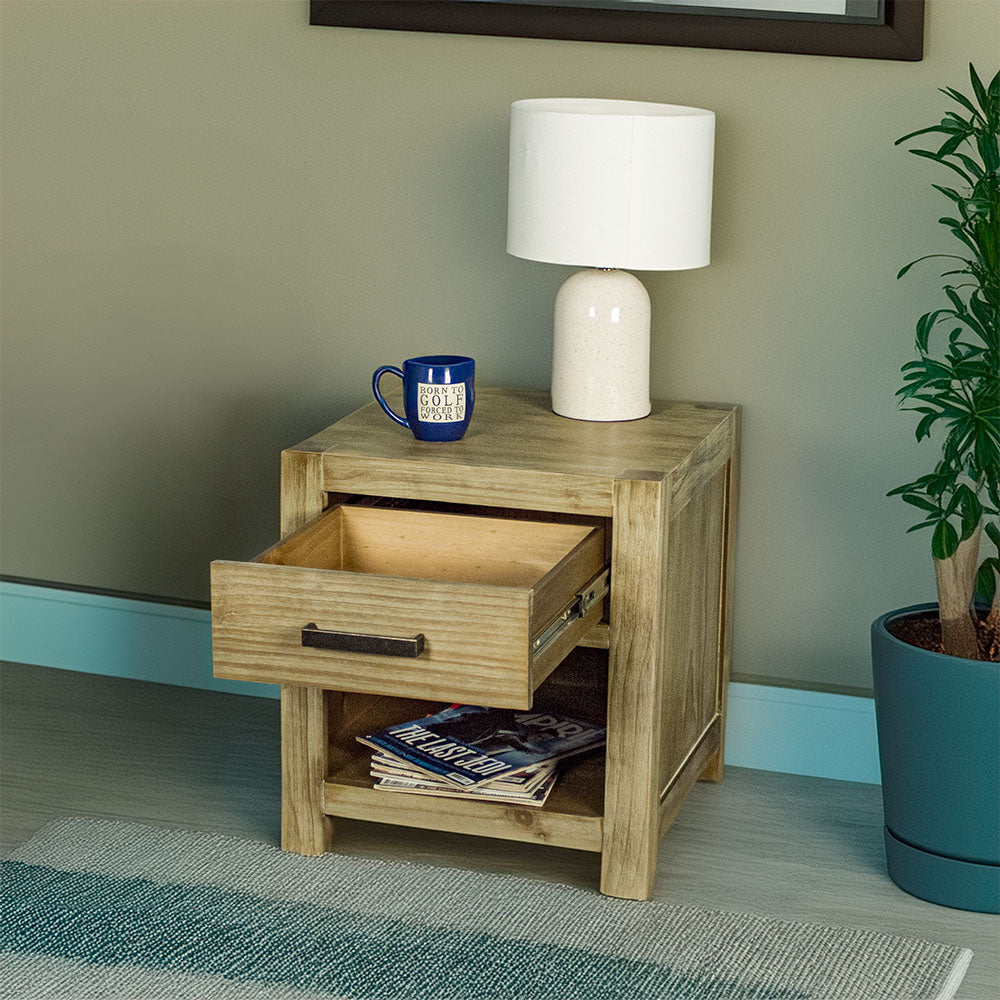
[372,355,475,442]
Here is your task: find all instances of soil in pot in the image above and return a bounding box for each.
[886,608,998,660]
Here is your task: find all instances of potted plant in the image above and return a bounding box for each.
[871,64,999,913]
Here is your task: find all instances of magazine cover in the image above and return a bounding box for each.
[356,704,605,787]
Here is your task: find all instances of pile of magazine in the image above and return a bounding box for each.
[357,704,606,808]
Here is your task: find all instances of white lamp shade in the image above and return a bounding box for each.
[507,98,715,270]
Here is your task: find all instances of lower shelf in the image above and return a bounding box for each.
[323,751,605,852]
[319,645,610,852]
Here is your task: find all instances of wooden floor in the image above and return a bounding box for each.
[2,662,997,998]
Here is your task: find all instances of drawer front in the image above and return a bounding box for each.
[212,561,546,707]
[212,505,606,709]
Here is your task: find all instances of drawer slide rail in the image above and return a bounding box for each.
[531,568,610,659]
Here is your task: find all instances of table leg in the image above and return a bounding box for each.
[280,684,334,855]
[600,474,667,900]
[278,448,334,853]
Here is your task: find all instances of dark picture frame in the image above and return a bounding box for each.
[309,1,923,60]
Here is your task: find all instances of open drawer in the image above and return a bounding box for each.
[210,504,608,709]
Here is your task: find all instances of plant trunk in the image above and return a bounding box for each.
[934,526,982,659]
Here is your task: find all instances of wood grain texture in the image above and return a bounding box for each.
[224,388,741,898]
[280,449,324,538]
[299,387,737,517]
[601,473,667,900]
[213,561,534,706]
[278,446,333,857]
[658,463,726,794]
[578,622,611,649]
[262,505,600,588]
[323,755,605,852]
[701,419,740,783]
[667,413,738,514]
[211,507,605,708]
[659,716,721,840]
[280,685,333,855]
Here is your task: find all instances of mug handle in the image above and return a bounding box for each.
[372,366,410,429]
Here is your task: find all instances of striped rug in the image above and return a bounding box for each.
[1,818,971,1000]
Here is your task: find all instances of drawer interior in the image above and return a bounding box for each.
[213,499,608,707]
[258,504,600,589]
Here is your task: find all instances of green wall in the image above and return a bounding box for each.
[2,0,997,690]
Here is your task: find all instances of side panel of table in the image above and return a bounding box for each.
[600,434,736,899]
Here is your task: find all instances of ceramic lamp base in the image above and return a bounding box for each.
[551,268,652,422]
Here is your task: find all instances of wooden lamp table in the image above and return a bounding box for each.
[211,386,739,900]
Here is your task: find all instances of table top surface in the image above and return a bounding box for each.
[291,386,738,485]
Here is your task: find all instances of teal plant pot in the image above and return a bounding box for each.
[871,603,999,913]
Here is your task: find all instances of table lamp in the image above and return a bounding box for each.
[507,98,715,422]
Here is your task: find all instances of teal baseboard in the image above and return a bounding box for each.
[0,580,881,784]
[723,679,880,784]
[0,580,276,701]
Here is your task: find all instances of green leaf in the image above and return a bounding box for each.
[970,63,989,114]
[989,68,1000,100]
[907,359,951,381]
[914,309,954,350]
[937,133,969,157]
[915,412,938,441]
[896,124,953,145]
[932,519,960,559]
[943,109,972,128]
[948,228,980,256]
[926,469,960,496]
[969,292,995,327]
[976,130,999,173]
[975,557,998,603]
[931,183,967,204]
[912,150,976,183]
[944,485,965,518]
[987,482,1000,514]
[986,520,1000,549]
[975,432,1000,475]
[896,254,969,280]
[941,85,984,122]
[959,490,983,540]
[953,152,985,178]
[900,493,940,513]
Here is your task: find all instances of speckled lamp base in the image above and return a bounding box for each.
[551,268,652,422]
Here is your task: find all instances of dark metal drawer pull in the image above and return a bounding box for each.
[301,623,425,658]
